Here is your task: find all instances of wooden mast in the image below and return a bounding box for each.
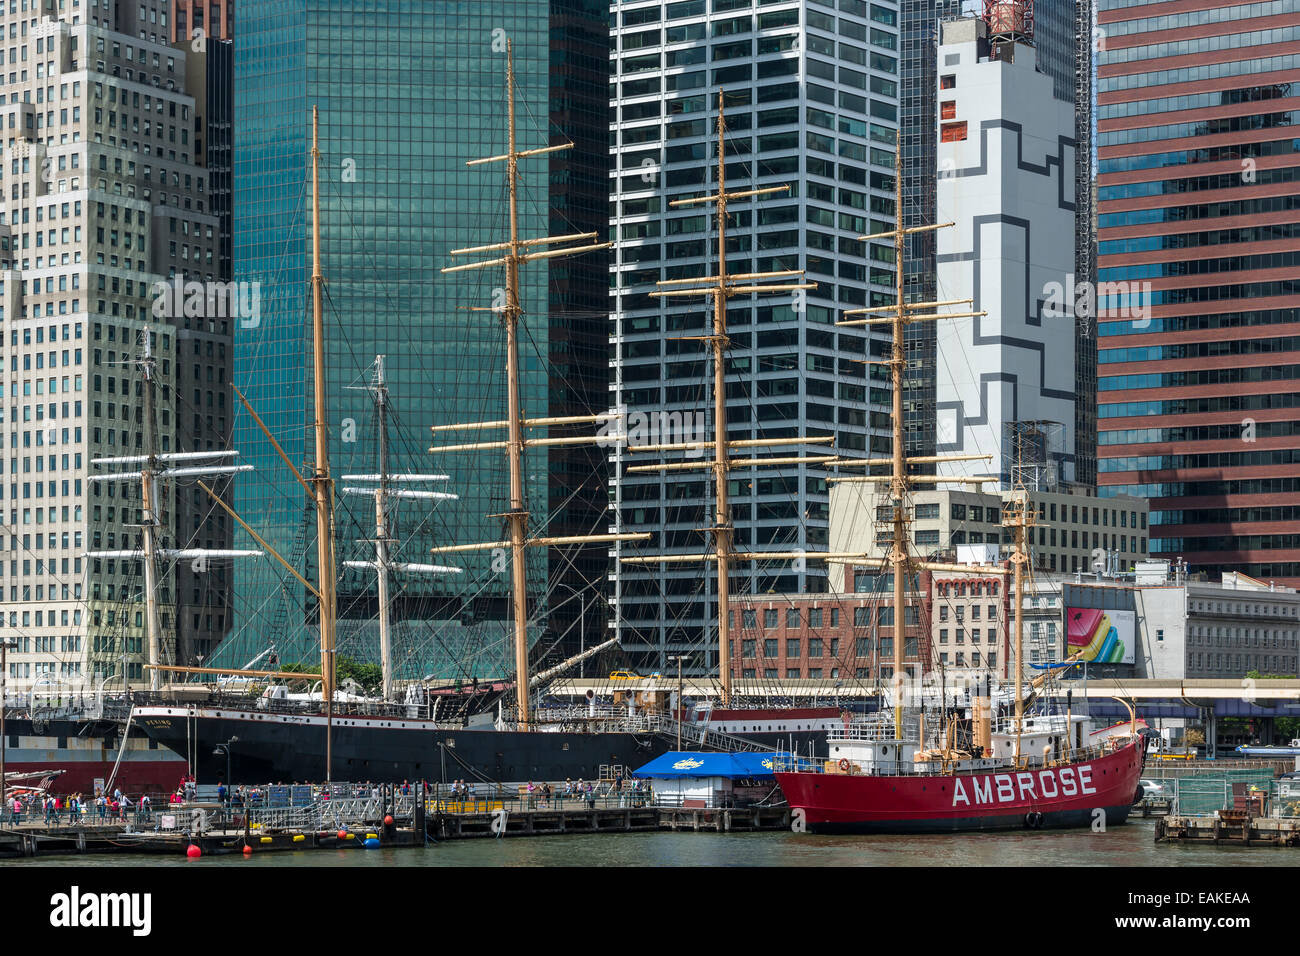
[503,48,530,734]
[831,132,989,737]
[437,39,645,730]
[1003,452,1036,766]
[140,329,165,691]
[309,105,338,780]
[622,90,817,706]
[889,166,907,735]
[620,111,995,711]
[711,91,734,706]
[341,356,461,702]
[88,336,259,692]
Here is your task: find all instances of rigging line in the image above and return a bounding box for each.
[234,176,309,387]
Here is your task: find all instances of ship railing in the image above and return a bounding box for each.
[532,704,630,722]
[635,712,772,752]
[769,738,1127,777]
[991,714,1079,737]
[829,713,916,742]
[0,691,132,721]
[128,691,430,721]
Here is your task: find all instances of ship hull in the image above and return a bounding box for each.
[133,705,828,783]
[775,739,1145,834]
[2,718,186,795]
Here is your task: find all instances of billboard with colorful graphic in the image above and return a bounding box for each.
[1065,606,1135,664]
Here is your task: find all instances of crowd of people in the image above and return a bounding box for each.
[4,774,655,824]
[4,787,155,826]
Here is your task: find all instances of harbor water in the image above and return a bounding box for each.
[7,819,1297,867]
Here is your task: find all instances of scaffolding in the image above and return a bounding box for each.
[1073,0,1098,487]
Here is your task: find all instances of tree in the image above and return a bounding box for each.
[336,657,383,695]
[1240,671,1300,740]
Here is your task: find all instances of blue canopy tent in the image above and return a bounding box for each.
[631,751,791,780]
[631,752,819,808]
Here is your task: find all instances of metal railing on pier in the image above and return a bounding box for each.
[1164,773,1298,819]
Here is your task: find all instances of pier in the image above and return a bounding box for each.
[1155,815,1300,847]
[1153,776,1300,848]
[0,781,793,859]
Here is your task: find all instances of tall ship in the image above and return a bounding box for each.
[772,169,1146,833]
[1,704,185,796]
[129,61,850,786]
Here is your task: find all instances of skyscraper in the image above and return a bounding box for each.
[900,0,1097,487]
[1095,0,1300,587]
[0,1,227,689]
[225,1,610,680]
[170,1,234,44]
[174,2,235,668]
[899,0,961,465]
[608,0,900,673]
[934,17,1079,487]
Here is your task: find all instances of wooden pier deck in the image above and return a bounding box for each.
[0,821,422,858]
[1155,815,1300,847]
[430,805,791,839]
[0,805,793,858]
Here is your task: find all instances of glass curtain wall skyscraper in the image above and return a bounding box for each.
[608,0,899,674]
[224,1,609,680]
[1095,0,1300,587]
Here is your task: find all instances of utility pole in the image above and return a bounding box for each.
[0,638,16,799]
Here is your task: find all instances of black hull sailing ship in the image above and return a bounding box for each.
[131,63,844,786]
[131,703,840,784]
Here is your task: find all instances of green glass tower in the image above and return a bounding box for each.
[222,1,610,682]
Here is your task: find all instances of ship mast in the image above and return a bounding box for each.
[621,90,823,706]
[342,355,462,702]
[88,328,260,691]
[1004,489,1035,765]
[829,137,993,736]
[434,40,647,730]
[308,105,340,779]
[619,106,999,711]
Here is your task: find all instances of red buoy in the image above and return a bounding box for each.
[384,815,394,826]
[337,829,348,840]
[242,845,252,856]
[186,844,202,859]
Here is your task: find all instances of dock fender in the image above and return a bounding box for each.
[1132,783,1145,806]
[1024,811,1043,829]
